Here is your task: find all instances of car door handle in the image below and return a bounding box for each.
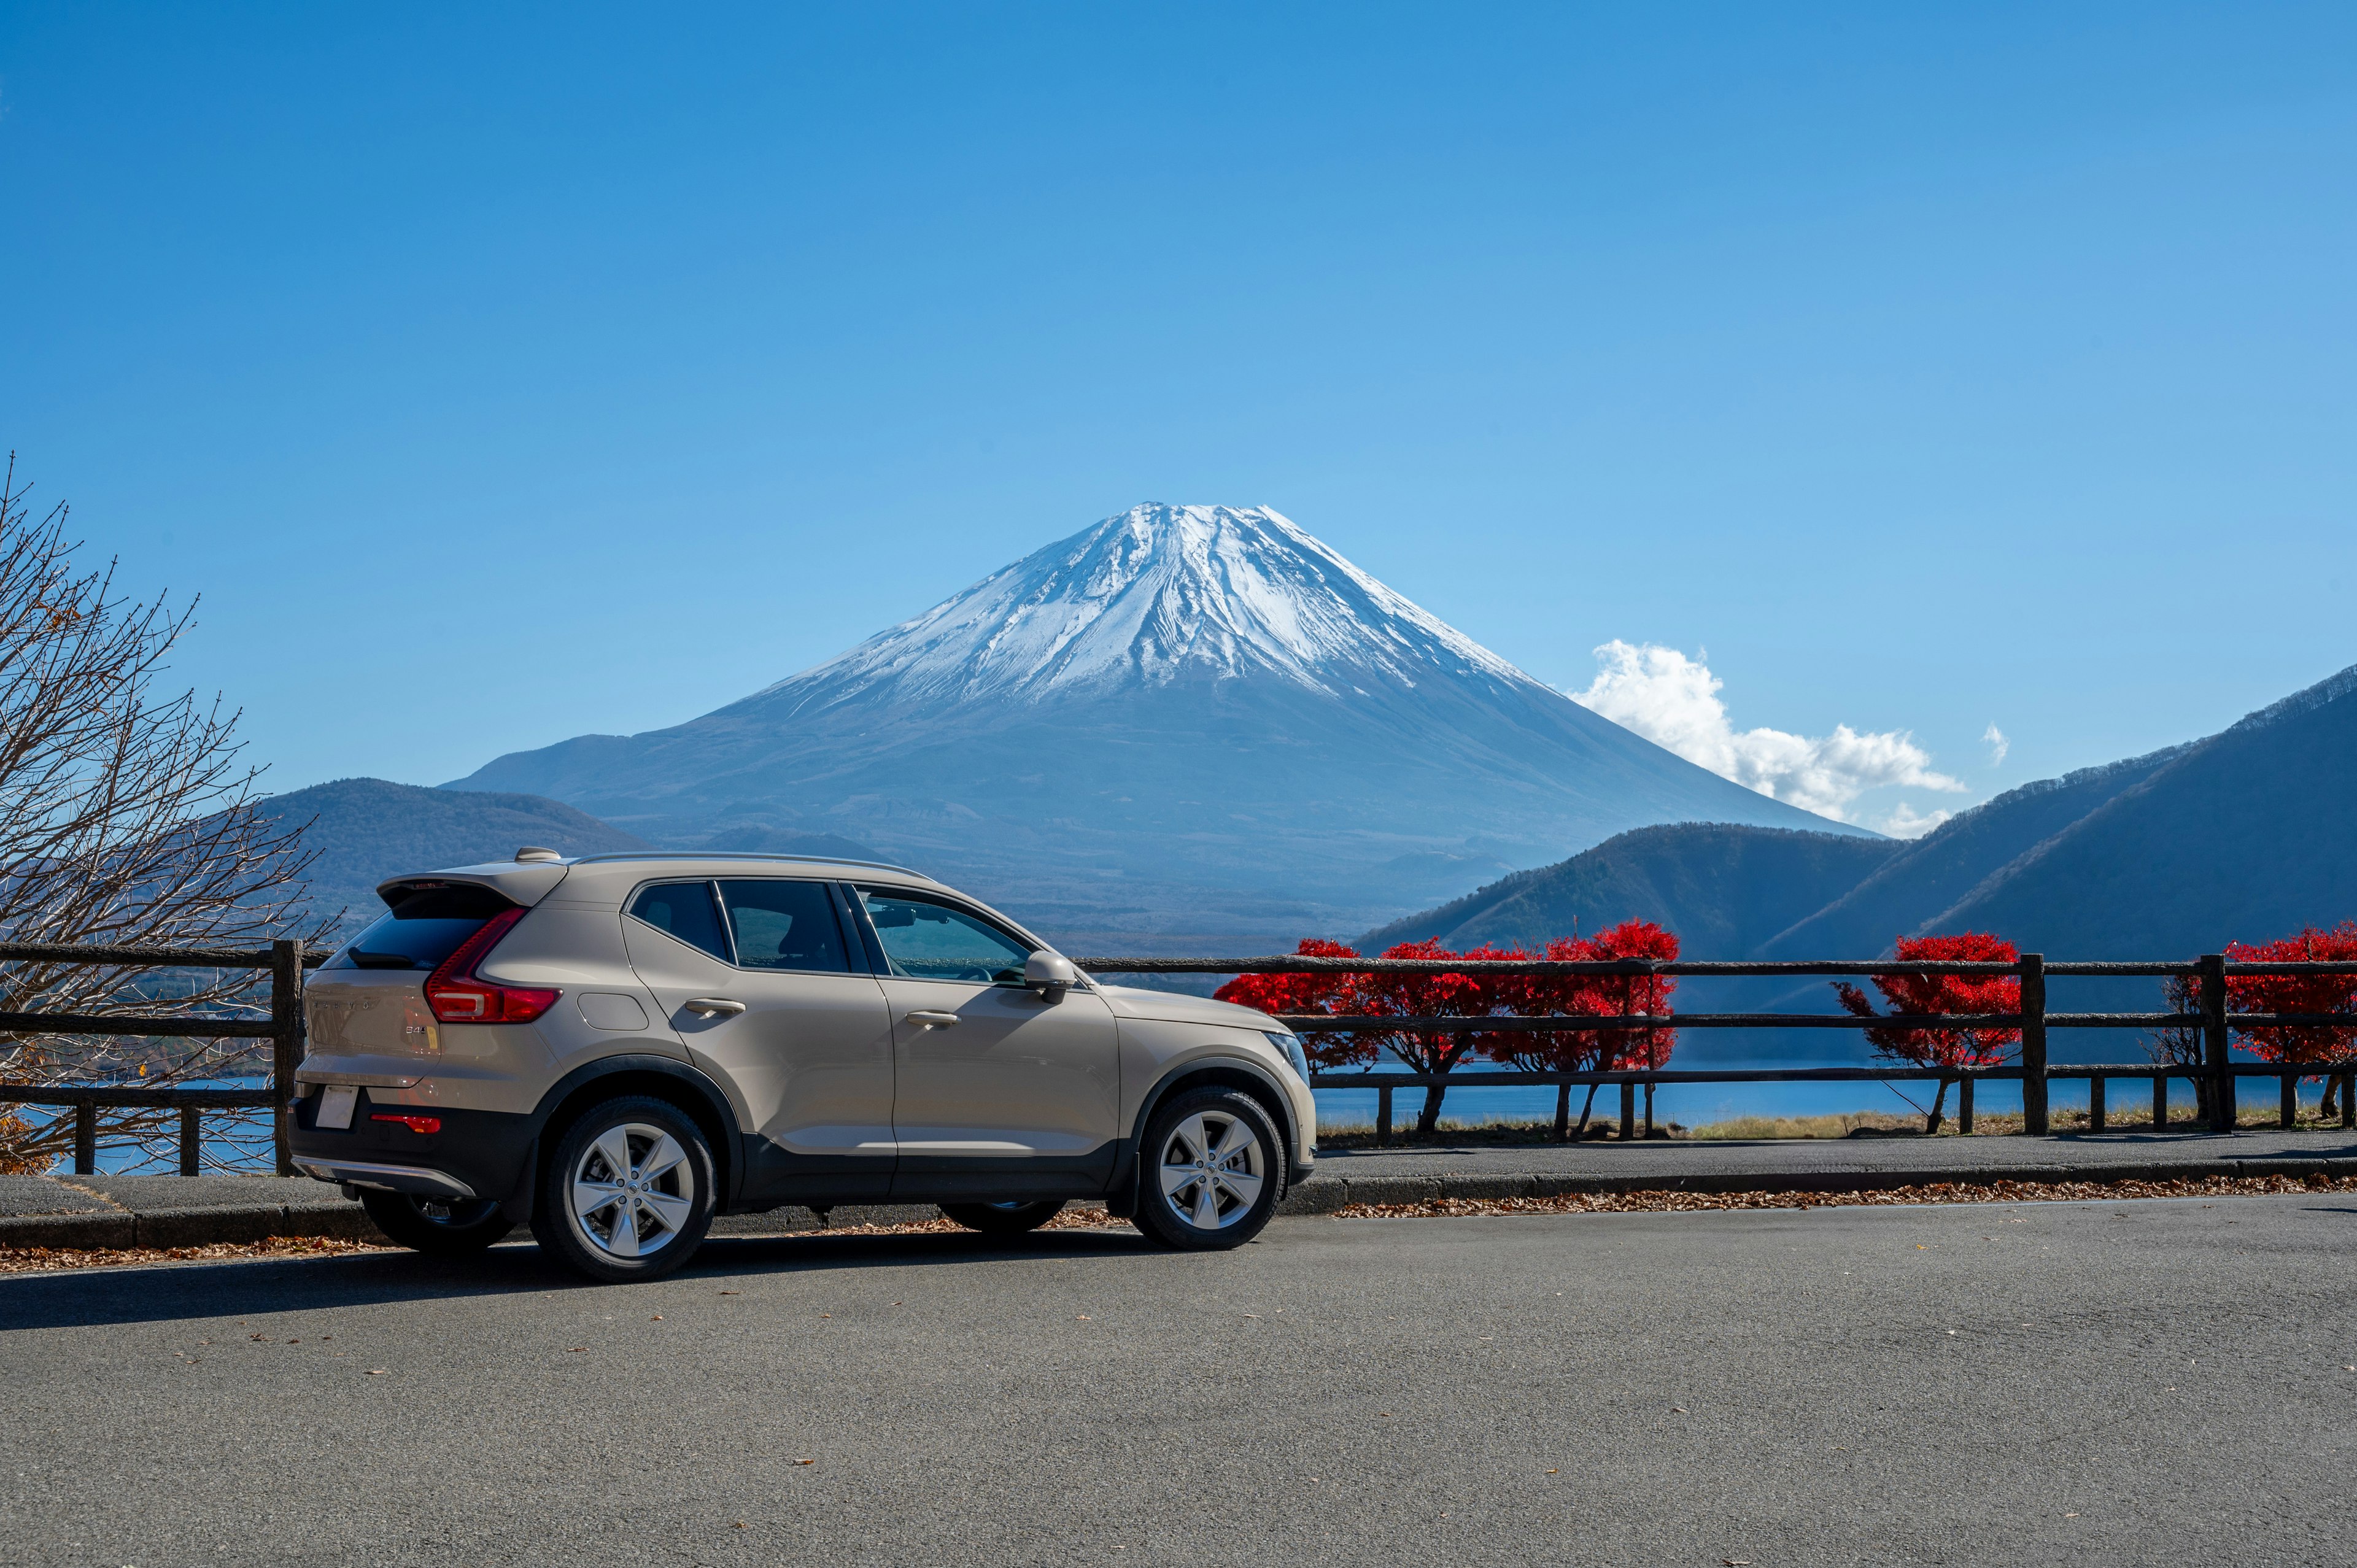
[905,1010,961,1029]
[684,997,746,1017]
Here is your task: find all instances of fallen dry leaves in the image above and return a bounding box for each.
[1333,1172,2357,1220]
[0,1233,390,1275]
[770,1207,1135,1240]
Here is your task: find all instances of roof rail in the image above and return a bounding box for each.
[570,849,929,877]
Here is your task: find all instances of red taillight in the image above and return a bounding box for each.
[371,1113,443,1135]
[423,906,561,1024]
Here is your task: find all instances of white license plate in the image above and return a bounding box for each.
[315,1084,358,1130]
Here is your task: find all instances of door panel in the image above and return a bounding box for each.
[622,896,895,1202]
[878,979,1121,1199]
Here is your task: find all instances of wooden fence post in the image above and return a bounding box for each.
[2153,1074,2167,1130]
[73,1099,96,1175]
[2200,953,2233,1133]
[1958,1075,1975,1135]
[2280,1072,2296,1130]
[1619,1081,1635,1141]
[1376,1086,1392,1146]
[2019,954,2048,1135]
[179,1105,201,1176]
[271,938,306,1177]
[2088,1075,2106,1134]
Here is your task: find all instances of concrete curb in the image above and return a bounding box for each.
[1272,1155,2357,1215]
[0,1202,384,1251]
[5,1154,2351,1249]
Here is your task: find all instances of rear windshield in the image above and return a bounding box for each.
[329,884,517,971]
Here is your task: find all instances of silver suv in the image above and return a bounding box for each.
[291,850,1314,1282]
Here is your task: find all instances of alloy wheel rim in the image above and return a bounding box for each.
[1157,1110,1265,1230]
[568,1122,694,1258]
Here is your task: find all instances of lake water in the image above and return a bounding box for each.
[40,1056,2329,1174]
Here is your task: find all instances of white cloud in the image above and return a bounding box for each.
[1876,802,1954,838]
[1569,641,1966,824]
[1983,723,2010,766]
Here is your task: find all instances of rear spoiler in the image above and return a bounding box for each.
[374,860,573,911]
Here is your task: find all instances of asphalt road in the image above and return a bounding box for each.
[4,1197,2353,1567]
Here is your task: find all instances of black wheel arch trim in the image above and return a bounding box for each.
[1115,1056,1301,1209]
[527,1054,743,1208]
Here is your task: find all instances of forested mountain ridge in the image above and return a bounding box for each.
[1373,661,2357,968]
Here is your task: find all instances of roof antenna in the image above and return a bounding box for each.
[514,846,562,863]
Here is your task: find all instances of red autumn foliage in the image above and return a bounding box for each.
[1831,933,2021,1070]
[1832,932,2019,1133]
[1479,923,1681,1075]
[1349,940,1492,1132]
[1216,925,1681,1135]
[1212,940,1371,1068]
[2223,924,2357,1068]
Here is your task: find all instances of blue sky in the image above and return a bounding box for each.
[3,4,2352,832]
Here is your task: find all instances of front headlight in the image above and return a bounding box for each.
[1265,1030,1312,1083]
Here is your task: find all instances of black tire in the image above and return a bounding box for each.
[939,1200,1066,1235]
[1132,1087,1285,1251]
[359,1189,515,1255]
[529,1095,716,1284]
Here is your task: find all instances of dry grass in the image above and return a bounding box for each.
[1335,1171,2357,1219]
[1688,1111,1922,1140]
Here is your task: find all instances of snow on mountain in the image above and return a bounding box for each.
[449,503,1870,946]
[757,504,1534,711]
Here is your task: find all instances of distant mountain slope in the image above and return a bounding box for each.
[1757,743,2193,959]
[1372,660,2357,963]
[1930,665,2357,955]
[448,503,1868,946]
[1363,823,1900,956]
[261,778,646,930]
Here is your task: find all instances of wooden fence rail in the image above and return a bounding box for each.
[2,944,2350,1174]
[0,939,318,1176]
[1075,951,2357,1140]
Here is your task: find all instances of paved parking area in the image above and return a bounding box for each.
[4,1194,2353,1566]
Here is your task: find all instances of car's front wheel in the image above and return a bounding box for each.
[359,1189,514,1256]
[940,1200,1065,1234]
[530,1095,716,1284]
[1133,1088,1284,1250]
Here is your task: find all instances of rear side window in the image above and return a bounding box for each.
[716,881,852,974]
[336,884,516,971]
[627,881,731,962]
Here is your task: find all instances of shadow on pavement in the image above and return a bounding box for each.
[0,1226,1159,1332]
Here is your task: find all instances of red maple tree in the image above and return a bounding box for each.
[1480,924,1680,1137]
[2224,923,2357,1121]
[1352,939,1492,1134]
[1213,939,1375,1070]
[1832,932,2020,1134]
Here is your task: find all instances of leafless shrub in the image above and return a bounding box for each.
[0,455,322,1170]
[2140,972,2211,1121]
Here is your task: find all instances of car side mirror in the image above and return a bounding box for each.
[1024,951,1078,1003]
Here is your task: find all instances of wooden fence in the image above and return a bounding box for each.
[0,940,316,1176]
[1,944,2350,1175]
[1074,953,2357,1143]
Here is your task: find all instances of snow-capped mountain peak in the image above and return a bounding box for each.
[755,503,1538,709]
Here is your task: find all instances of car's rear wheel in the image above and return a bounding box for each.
[1132,1088,1283,1250]
[939,1200,1065,1234]
[530,1095,716,1284]
[359,1189,514,1255]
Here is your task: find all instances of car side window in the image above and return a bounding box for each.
[627,881,731,962]
[856,889,1032,985]
[716,880,853,974]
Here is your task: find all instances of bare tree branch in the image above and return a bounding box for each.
[0,455,325,1169]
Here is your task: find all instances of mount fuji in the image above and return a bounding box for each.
[448,504,1869,946]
